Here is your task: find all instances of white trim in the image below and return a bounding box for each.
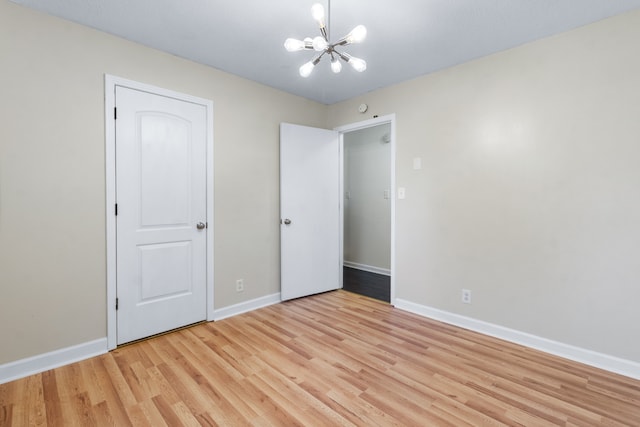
[105,75,117,350]
[205,86,215,322]
[395,299,640,380]
[105,74,215,349]
[343,261,391,276]
[338,135,344,290]
[334,114,397,305]
[0,339,108,385]
[213,293,282,321]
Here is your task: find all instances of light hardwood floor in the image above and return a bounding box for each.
[1,290,639,426]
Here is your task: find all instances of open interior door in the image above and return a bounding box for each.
[280,123,340,301]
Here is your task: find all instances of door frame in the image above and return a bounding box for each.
[335,114,397,305]
[104,75,214,350]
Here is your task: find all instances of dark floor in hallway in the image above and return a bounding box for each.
[342,266,390,302]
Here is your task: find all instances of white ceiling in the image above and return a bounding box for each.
[10,0,640,104]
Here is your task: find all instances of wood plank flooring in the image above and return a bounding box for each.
[1,290,639,426]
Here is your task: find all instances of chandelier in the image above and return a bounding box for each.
[284,2,367,78]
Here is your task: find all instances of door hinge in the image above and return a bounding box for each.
[116,298,119,310]
[114,107,117,120]
[115,203,118,216]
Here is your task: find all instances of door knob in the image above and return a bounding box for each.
[196,222,206,230]
[283,219,292,225]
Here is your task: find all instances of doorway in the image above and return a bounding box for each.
[337,115,396,304]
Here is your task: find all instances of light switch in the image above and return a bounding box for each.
[383,190,390,199]
[398,187,406,199]
[345,191,351,199]
[413,157,422,170]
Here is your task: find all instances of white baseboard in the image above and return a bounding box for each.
[6,299,635,384]
[0,293,281,385]
[213,292,281,321]
[394,299,640,381]
[343,261,391,276]
[0,338,108,385]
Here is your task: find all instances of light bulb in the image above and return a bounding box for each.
[284,38,306,52]
[312,36,328,52]
[345,25,367,44]
[299,61,316,78]
[331,57,342,73]
[349,56,367,72]
[311,3,325,28]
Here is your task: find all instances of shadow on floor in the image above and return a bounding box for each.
[342,266,390,303]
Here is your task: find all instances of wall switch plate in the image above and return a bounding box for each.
[462,289,471,304]
[236,279,244,292]
[413,157,422,170]
[384,190,390,199]
[398,187,406,199]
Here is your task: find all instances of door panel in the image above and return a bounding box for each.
[139,114,191,227]
[280,123,340,301]
[138,241,192,302]
[116,86,207,345]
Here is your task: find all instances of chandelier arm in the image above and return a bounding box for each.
[334,50,350,63]
[311,50,327,65]
[333,39,349,48]
[320,27,328,41]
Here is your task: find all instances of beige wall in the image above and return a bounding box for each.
[329,10,640,362]
[0,1,327,364]
[2,0,639,368]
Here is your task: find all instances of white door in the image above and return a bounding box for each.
[116,86,208,344]
[280,123,340,300]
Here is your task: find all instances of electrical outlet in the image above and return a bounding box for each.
[236,279,244,292]
[462,289,471,304]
